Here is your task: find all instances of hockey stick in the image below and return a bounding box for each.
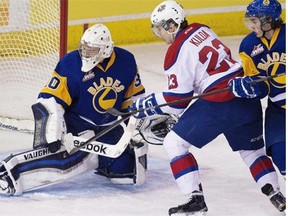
[107,73,286,117]
[0,122,34,134]
[63,114,134,156]
[0,118,34,134]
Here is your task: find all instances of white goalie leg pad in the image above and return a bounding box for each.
[1,147,68,195]
[133,141,148,186]
[110,141,148,186]
[1,146,98,195]
[1,156,23,195]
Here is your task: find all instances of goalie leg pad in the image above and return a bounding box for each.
[132,141,148,186]
[96,141,148,186]
[0,146,98,195]
[96,146,136,183]
[110,141,148,186]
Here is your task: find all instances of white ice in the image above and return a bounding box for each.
[0,36,286,216]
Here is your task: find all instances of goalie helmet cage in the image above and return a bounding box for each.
[0,0,68,132]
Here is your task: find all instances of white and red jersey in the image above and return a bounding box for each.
[155,23,243,115]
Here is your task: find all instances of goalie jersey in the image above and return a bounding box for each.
[239,24,286,110]
[39,47,145,125]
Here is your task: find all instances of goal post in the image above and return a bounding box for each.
[0,0,68,133]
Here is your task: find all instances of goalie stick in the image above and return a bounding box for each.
[63,115,135,156]
[107,73,286,117]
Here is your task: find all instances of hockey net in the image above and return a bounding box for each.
[0,0,68,134]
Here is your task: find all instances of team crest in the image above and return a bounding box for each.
[87,77,125,113]
[92,87,117,114]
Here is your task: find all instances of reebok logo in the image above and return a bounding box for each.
[73,140,107,154]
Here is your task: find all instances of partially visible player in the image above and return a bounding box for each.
[0,24,150,195]
[229,0,286,177]
[128,1,285,215]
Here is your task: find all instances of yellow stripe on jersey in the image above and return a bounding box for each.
[121,71,145,110]
[260,28,281,50]
[239,52,260,76]
[239,52,270,94]
[106,51,116,71]
[41,71,72,106]
[96,52,116,72]
[121,99,133,110]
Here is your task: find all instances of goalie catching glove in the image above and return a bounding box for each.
[133,114,178,145]
[32,97,66,153]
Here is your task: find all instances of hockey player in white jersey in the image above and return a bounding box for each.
[128,1,285,215]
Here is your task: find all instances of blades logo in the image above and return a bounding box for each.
[92,87,117,114]
[257,52,286,88]
[87,77,125,113]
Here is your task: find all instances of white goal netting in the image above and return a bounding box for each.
[0,0,66,133]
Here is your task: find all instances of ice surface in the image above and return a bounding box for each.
[0,36,285,216]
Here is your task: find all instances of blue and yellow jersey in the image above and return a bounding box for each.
[239,24,286,110]
[39,47,145,125]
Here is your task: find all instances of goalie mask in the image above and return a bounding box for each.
[79,24,114,72]
[135,114,178,145]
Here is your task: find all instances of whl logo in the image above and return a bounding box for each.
[251,44,264,57]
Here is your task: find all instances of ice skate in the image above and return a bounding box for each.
[270,191,286,212]
[0,171,15,196]
[262,183,286,212]
[169,191,208,216]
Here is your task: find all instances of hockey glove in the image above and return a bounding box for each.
[134,114,178,145]
[228,76,261,98]
[128,93,163,119]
